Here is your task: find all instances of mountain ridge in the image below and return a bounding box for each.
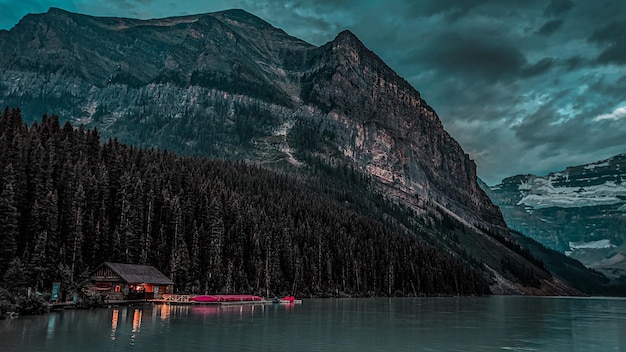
[486,153,626,281]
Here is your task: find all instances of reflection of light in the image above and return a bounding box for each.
[160,304,170,320]
[283,302,295,312]
[111,309,119,341]
[190,306,221,316]
[130,309,143,346]
[132,309,142,333]
[46,314,56,340]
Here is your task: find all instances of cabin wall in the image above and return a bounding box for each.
[83,281,173,300]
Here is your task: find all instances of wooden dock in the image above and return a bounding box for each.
[152,294,302,306]
[50,295,301,309]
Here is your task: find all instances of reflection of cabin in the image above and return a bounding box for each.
[84,262,174,300]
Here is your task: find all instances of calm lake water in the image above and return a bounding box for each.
[1,296,625,351]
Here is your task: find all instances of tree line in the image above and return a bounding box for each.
[0,107,490,299]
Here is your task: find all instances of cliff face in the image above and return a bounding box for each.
[2,8,565,294]
[486,154,626,279]
[299,30,505,231]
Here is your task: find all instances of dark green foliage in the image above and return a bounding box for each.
[0,287,13,317]
[0,164,19,274]
[15,294,50,315]
[488,230,547,272]
[0,108,491,298]
[500,256,541,288]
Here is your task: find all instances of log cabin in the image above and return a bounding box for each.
[83,262,174,300]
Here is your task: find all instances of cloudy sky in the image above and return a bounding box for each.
[1,0,625,184]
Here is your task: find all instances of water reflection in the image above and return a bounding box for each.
[132,309,142,333]
[46,314,56,340]
[130,309,142,346]
[160,302,170,320]
[2,297,625,352]
[110,308,119,340]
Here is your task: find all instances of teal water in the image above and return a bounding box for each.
[1,296,625,351]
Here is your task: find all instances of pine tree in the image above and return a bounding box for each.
[0,164,19,276]
[206,198,224,293]
[69,182,86,283]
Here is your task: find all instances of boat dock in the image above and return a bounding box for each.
[153,294,302,305]
[50,294,301,310]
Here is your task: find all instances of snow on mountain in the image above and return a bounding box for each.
[487,153,626,279]
[569,239,616,250]
[517,179,626,209]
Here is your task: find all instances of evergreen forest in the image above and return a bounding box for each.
[0,108,491,302]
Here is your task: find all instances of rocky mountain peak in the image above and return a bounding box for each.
[212,8,276,30]
[47,7,71,14]
[333,29,362,45]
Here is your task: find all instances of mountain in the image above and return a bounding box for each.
[485,154,626,281]
[0,8,579,295]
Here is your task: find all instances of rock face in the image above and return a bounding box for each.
[486,154,626,279]
[3,8,573,294]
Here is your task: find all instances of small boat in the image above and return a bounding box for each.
[273,295,300,304]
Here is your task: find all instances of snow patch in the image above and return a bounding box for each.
[584,161,610,170]
[569,239,615,250]
[517,177,626,209]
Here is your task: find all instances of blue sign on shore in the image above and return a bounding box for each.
[51,282,60,302]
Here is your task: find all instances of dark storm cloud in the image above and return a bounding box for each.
[589,21,626,64]
[562,56,586,71]
[413,32,527,82]
[543,0,574,16]
[590,21,626,43]
[536,20,563,36]
[521,58,555,77]
[405,0,539,20]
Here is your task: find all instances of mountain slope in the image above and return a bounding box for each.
[486,154,626,280]
[0,8,573,295]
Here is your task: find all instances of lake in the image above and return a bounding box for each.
[1,296,625,351]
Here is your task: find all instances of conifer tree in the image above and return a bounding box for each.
[0,164,19,276]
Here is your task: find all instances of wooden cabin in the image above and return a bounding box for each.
[83,262,174,300]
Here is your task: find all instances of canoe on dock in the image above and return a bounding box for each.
[190,295,263,302]
[153,294,301,305]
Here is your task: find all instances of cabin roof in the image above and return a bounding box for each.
[97,262,174,285]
